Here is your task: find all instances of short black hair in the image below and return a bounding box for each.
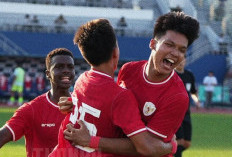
[153,11,199,47]
[45,48,74,70]
[73,18,117,66]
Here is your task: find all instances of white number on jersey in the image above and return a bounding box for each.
[69,97,101,153]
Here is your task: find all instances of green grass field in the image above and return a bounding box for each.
[0,107,26,156]
[0,107,232,157]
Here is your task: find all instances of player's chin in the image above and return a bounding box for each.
[160,68,173,76]
[60,83,72,89]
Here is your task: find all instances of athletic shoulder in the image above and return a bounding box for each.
[121,60,146,71]
[24,92,48,109]
[119,60,146,78]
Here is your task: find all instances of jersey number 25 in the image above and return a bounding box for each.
[69,97,101,152]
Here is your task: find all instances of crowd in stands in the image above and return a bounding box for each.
[0,0,155,37]
[1,12,134,36]
[20,13,68,33]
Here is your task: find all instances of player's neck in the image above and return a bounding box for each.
[49,89,70,103]
[146,59,170,82]
[92,63,115,78]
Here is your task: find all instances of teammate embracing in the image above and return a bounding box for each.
[60,11,200,157]
[49,18,176,157]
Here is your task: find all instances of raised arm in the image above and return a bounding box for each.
[0,126,13,148]
[64,121,176,157]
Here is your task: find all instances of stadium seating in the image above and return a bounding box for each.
[0,1,154,37]
[0,0,134,8]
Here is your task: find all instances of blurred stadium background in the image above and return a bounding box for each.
[0,0,232,108]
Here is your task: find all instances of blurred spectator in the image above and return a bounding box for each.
[24,73,32,92]
[116,0,123,8]
[117,16,127,36]
[203,71,218,109]
[54,14,67,33]
[8,61,25,106]
[24,72,33,100]
[31,15,39,24]
[36,72,46,95]
[23,14,41,32]
[31,15,42,32]
[0,72,8,102]
[218,33,228,55]
[214,0,225,21]
[22,14,32,31]
[0,72,7,92]
[86,0,94,6]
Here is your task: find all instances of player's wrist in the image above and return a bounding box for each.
[171,140,177,154]
[68,97,72,102]
[89,136,101,149]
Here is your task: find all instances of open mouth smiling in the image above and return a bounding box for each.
[61,76,72,83]
[163,58,175,68]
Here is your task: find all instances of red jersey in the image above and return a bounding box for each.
[50,70,146,157]
[118,61,188,157]
[5,92,66,157]
[24,74,32,91]
[36,75,45,92]
[0,74,8,91]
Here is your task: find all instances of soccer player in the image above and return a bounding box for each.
[0,48,75,157]
[49,18,176,157]
[61,12,200,157]
[8,60,25,106]
[174,56,201,157]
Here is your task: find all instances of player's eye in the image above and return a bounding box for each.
[164,42,173,47]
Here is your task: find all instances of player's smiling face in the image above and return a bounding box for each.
[150,30,188,77]
[47,55,75,89]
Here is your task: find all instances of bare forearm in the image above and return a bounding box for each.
[64,123,139,156]
[135,141,172,157]
[64,121,173,156]
[130,132,173,157]
[149,141,172,157]
[98,138,139,156]
[98,136,172,157]
[0,127,13,148]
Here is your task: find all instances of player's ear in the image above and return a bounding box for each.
[45,70,51,79]
[112,46,119,71]
[149,39,156,50]
[112,46,119,59]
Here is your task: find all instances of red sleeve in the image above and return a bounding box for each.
[5,103,33,141]
[147,93,188,142]
[112,90,146,137]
